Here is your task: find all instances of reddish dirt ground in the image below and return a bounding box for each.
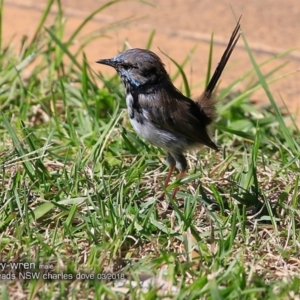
[3,0,300,123]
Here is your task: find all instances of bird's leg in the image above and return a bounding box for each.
[165,153,176,187]
[164,165,175,187]
[171,170,186,198]
[171,153,187,199]
[161,153,187,199]
[159,153,176,200]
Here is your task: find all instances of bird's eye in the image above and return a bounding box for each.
[122,64,131,70]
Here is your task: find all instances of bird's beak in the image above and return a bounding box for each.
[96,58,116,68]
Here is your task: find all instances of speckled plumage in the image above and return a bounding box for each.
[96,20,240,198]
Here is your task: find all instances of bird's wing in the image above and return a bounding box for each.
[138,89,218,150]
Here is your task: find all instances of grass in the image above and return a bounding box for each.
[1,0,300,299]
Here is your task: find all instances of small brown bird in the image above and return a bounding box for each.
[97,20,240,198]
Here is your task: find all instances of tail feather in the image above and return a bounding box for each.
[197,17,241,122]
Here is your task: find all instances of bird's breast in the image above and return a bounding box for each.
[125,94,191,153]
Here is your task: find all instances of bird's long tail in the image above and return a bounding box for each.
[197,17,241,123]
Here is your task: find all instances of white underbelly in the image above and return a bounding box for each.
[129,117,188,153]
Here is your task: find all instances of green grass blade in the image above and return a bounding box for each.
[66,0,123,45]
[146,29,156,50]
[45,28,81,69]
[1,113,35,181]
[205,31,214,87]
[160,48,191,98]
[0,0,3,51]
[31,0,55,42]
[241,30,298,153]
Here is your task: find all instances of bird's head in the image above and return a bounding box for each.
[96,48,170,88]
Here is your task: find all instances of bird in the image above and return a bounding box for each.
[96,20,240,198]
